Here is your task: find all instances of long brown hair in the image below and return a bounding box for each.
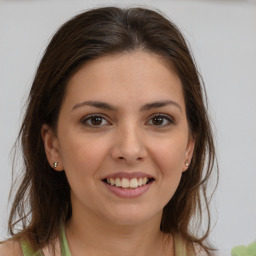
[6,6,218,254]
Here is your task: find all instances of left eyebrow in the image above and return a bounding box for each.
[140,100,182,112]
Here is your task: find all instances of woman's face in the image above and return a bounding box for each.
[43,50,194,226]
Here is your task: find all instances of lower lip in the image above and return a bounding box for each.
[103,182,152,198]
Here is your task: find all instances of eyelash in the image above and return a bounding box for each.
[81,113,174,127]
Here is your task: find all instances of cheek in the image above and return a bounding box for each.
[59,140,106,198]
[152,138,188,173]
[155,145,185,201]
[58,134,108,176]
[150,136,188,199]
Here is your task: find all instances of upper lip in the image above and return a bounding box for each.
[102,172,155,180]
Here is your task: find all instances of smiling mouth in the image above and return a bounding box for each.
[102,177,155,189]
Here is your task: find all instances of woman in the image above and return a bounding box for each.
[0,6,217,255]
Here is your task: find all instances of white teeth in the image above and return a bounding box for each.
[143,177,148,185]
[115,178,121,187]
[121,178,130,188]
[110,178,115,186]
[130,178,138,188]
[105,177,151,188]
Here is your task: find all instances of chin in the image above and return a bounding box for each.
[103,205,162,227]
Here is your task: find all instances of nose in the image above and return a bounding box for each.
[111,125,147,164]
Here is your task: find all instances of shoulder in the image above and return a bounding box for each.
[0,240,23,256]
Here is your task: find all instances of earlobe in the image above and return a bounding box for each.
[183,136,196,172]
[41,124,63,171]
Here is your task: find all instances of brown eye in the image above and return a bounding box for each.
[82,115,109,127]
[152,116,164,125]
[90,116,103,125]
[147,114,174,126]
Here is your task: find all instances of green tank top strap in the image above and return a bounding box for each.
[60,225,72,256]
[173,233,186,256]
[20,239,44,256]
[20,225,71,256]
[173,233,196,256]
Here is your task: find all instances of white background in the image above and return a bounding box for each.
[0,0,256,255]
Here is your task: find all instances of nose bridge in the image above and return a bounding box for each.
[111,121,147,163]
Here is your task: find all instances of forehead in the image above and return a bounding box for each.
[62,50,184,109]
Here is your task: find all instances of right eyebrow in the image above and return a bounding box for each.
[72,100,117,111]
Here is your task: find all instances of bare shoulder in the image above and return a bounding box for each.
[0,240,23,256]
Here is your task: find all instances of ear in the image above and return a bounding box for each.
[182,135,195,172]
[41,124,63,171]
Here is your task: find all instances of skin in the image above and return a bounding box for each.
[40,50,195,256]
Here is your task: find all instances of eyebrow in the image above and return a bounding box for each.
[72,100,182,112]
[72,101,117,111]
[139,100,182,112]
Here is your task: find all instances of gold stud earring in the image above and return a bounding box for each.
[185,160,189,167]
[53,162,58,168]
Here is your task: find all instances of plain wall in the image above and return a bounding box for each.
[1,0,256,255]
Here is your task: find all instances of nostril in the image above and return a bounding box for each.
[117,156,143,161]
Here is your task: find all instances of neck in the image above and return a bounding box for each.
[65,206,173,256]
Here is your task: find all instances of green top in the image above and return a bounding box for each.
[20,226,71,256]
[231,241,256,256]
[20,228,194,256]
[60,225,72,256]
